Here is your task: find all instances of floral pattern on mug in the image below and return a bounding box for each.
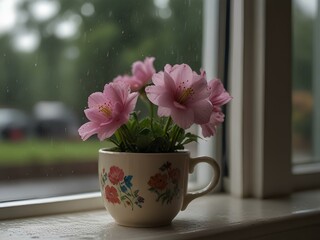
[101,166,144,210]
[148,161,181,205]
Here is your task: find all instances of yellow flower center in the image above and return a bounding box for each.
[178,88,194,103]
[99,103,112,118]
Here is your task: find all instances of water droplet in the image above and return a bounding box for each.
[87,70,90,76]
[109,11,113,17]
[121,30,124,34]
[35,63,37,67]
[106,51,109,57]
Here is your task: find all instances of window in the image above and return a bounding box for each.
[1,0,228,217]
[227,0,320,198]
[292,0,320,165]
[3,0,318,219]
[292,0,320,190]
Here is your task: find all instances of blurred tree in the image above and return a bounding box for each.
[0,0,202,119]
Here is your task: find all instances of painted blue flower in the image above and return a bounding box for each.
[120,185,127,193]
[124,175,133,189]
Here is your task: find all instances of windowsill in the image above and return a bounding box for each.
[1,190,320,240]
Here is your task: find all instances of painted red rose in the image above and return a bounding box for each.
[108,166,124,185]
[148,173,168,190]
[105,185,120,204]
[168,168,180,184]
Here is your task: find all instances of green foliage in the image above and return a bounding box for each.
[108,114,199,153]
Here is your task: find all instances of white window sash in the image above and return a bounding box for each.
[228,0,292,198]
[228,0,320,198]
[196,0,222,190]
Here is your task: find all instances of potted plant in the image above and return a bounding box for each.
[79,57,232,227]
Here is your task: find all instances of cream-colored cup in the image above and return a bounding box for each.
[99,149,220,227]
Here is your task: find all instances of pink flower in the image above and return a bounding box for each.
[207,79,232,106]
[108,166,125,185]
[78,82,138,141]
[114,57,155,92]
[200,79,232,137]
[131,57,155,91]
[145,64,212,129]
[113,75,139,91]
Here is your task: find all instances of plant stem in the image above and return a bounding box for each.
[140,92,154,132]
[170,125,183,151]
[164,117,172,135]
[149,101,154,132]
[118,126,135,152]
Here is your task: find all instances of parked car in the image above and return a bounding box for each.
[0,108,32,141]
[33,101,79,139]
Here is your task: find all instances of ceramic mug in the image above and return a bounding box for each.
[98,149,220,227]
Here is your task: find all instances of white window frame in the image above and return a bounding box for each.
[228,0,320,198]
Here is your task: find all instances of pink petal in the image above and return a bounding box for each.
[132,57,155,81]
[158,106,171,117]
[171,107,194,129]
[97,122,122,140]
[200,123,216,138]
[114,75,141,92]
[200,111,225,138]
[88,92,107,108]
[104,82,128,104]
[145,85,165,104]
[191,100,213,124]
[145,85,174,108]
[169,64,193,88]
[186,77,210,103]
[78,122,100,141]
[163,71,177,94]
[84,108,109,123]
[164,64,172,72]
[173,101,187,110]
[126,92,139,111]
[132,62,148,82]
[208,79,232,106]
[152,71,165,86]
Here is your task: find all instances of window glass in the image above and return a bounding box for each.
[292,0,320,164]
[0,0,203,202]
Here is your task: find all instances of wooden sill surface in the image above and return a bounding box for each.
[1,190,320,240]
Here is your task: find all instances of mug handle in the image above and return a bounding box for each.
[181,156,220,211]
